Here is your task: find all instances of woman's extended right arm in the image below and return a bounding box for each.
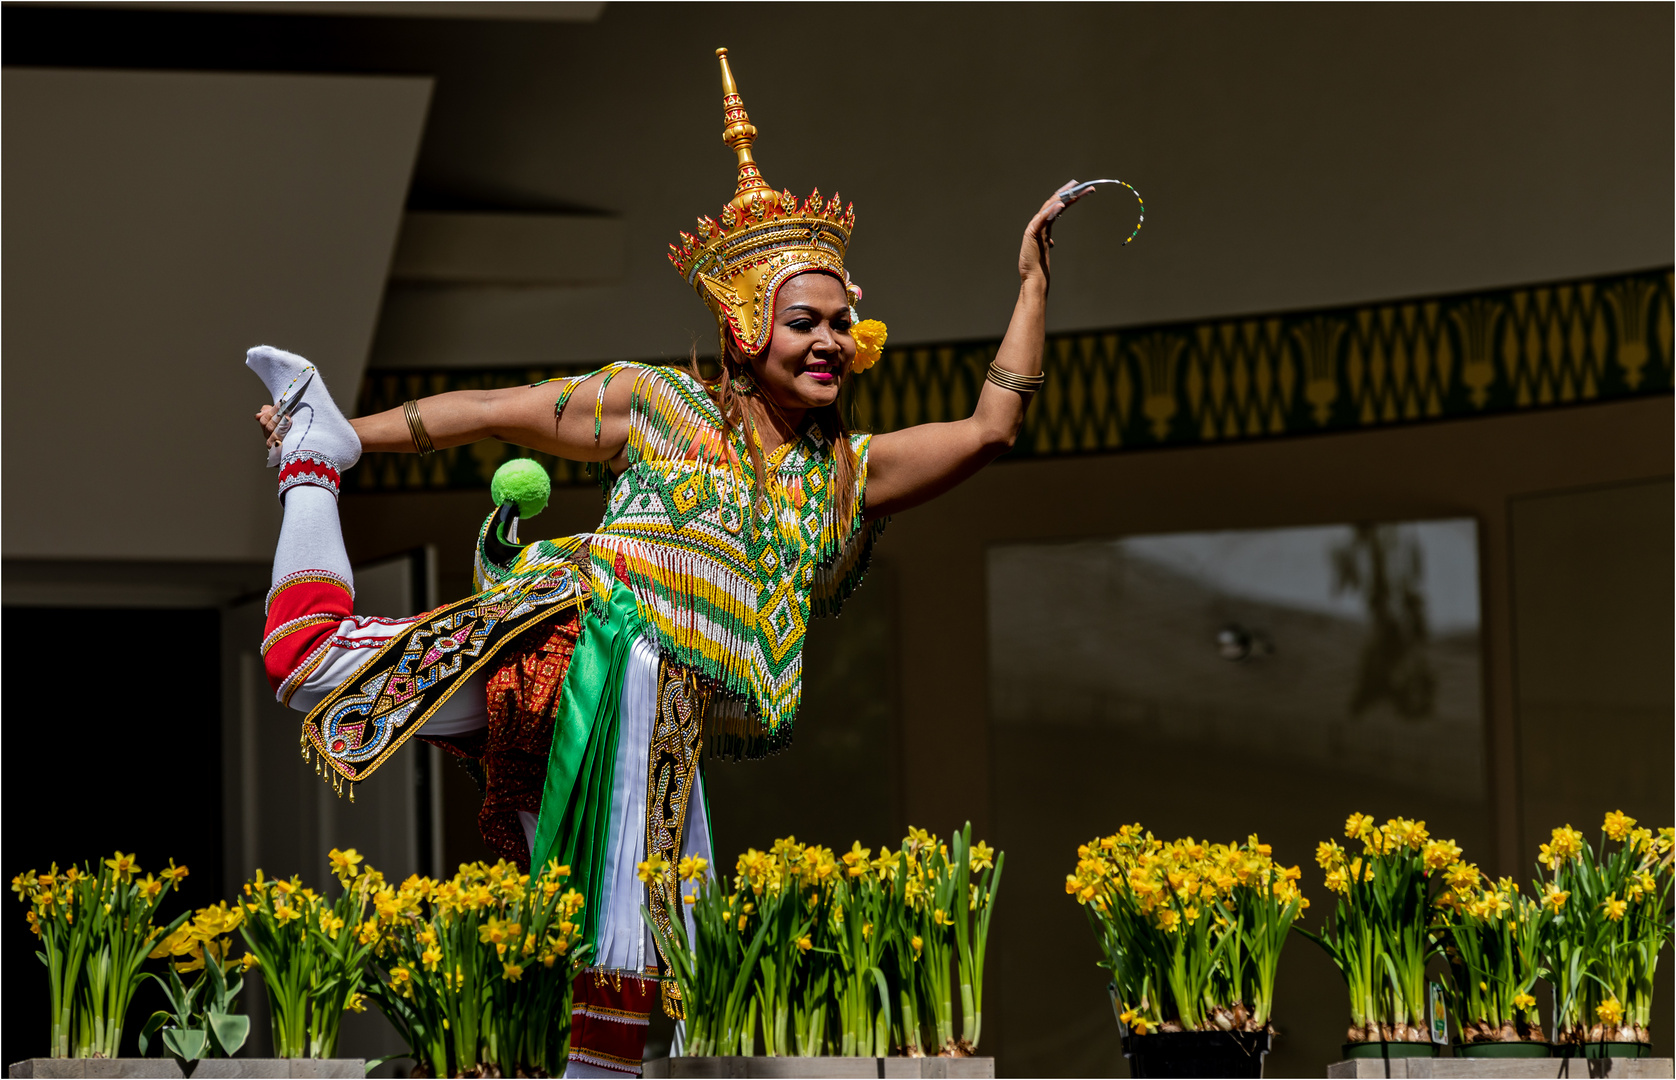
[262,371,636,464]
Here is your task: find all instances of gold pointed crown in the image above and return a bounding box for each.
[669,48,855,357]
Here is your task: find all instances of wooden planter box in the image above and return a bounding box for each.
[643,1057,994,1078]
[1327,1058,1673,1078]
[8,1062,365,1078]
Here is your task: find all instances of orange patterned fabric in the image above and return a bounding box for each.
[452,615,582,867]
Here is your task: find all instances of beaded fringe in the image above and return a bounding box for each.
[551,362,881,749]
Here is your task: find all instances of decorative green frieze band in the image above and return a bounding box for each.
[349,266,1672,493]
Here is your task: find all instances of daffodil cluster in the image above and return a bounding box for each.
[148,903,255,976]
[361,857,588,1078]
[1067,826,1306,1036]
[237,850,380,1059]
[11,852,190,1060]
[1433,864,1546,1046]
[140,902,257,1064]
[1535,811,1672,1048]
[1303,813,1450,1045]
[647,823,1001,1059]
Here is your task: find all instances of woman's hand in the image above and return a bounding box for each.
[256,403,284,451]
[1018,180,1091,288]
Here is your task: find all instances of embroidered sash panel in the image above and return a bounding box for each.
[302,564,589,788]
[642,657,708,1016]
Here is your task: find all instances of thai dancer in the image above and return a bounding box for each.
[250,49,1092,1077]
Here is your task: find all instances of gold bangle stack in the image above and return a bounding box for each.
[402,399,436,456]
[985,362,1046,394]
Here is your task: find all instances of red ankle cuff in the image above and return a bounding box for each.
[278,451,341,499]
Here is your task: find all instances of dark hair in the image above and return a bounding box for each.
[687,337,860,534]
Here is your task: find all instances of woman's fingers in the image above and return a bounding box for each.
[1044,179,1094,223]
[257,404,284,447]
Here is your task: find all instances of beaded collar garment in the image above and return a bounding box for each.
[512,363,883,757]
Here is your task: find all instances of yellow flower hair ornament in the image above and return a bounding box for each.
[850,319,888,373]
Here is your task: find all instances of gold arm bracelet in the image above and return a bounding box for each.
[985,362,1046,394]
[402,399,436,456]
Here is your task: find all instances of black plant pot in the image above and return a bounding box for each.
[1122,1030,1271,1078]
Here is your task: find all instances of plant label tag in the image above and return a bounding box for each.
[1428,981,1449,1044]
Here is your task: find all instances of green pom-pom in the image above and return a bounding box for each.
[490,458,550,519]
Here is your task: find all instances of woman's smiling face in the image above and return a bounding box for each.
[748,271,855,411]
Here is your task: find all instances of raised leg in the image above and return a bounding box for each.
[246,346,364,704]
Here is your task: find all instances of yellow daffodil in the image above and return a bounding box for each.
[196,902,243,937]
[502,962,524,982]
[1602,810,1636,842]
[148,925,195,961]
[1344,813,1373,840]
[1541,825,1585,868]
[104,852,140,880]
[1422,839,1462,871]
[1446,862,1481,891]
[1602,893,1628,921]
[969,841,995,872]
[327,847,364,880]
[1513,993,1536,1010]
[910,935,923,958]
[1540,884,1569,913]
[841,841,872,878]
[1597,998,1623,1026]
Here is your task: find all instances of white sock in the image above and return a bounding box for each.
[245,345,362,470]
[270,483,353,593]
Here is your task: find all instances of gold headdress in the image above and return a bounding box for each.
[669,48,856,358]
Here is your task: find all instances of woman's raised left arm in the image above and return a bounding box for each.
[861,183,1086,518]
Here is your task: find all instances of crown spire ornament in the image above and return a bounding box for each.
[716,48,775,215]
[670,47,859,359]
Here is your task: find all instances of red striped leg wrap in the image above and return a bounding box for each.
[262,570,353,695]
[277,451,342,500]
[568,970,655,1076]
